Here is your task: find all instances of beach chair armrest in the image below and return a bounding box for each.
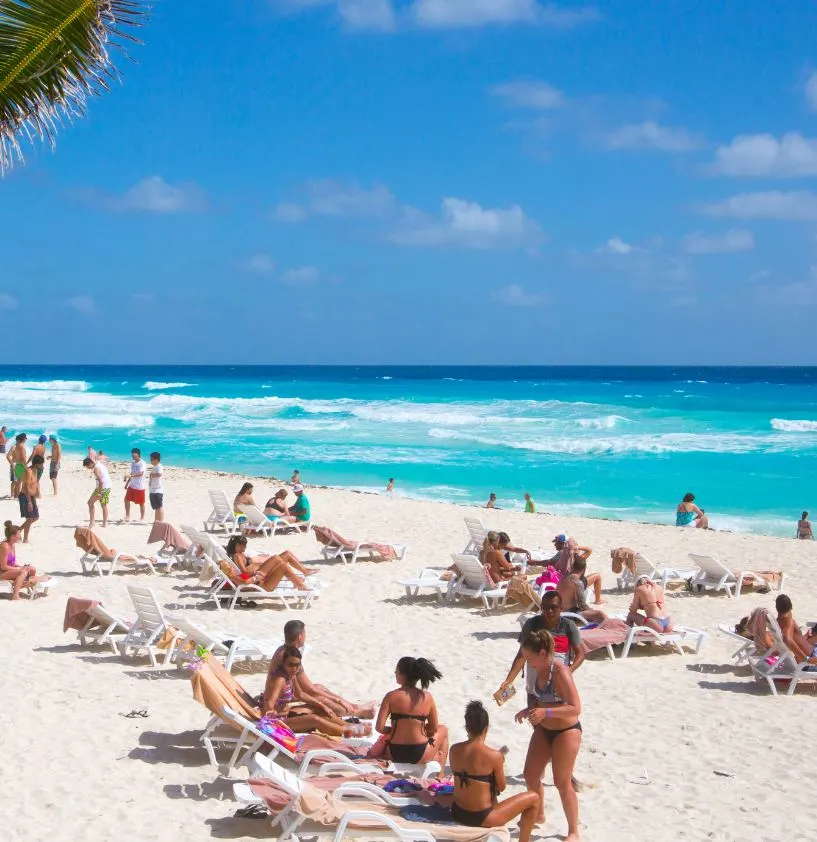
[297,748,369,778]
[334,811,435,842]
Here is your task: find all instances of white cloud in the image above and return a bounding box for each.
[604,121,705,152]
[68,296,96,315]
[115,176,206,213]
[701,190,817,221]
[756,266,817,307]
[273,180,395,222]
[492,283,547,307]
[806,71,817,112]
[491,80,565,110]
[392,197,544,249]
[411,0,598,28]
[241,253,277,276]
[683,229,755,254]
[280,266,320,286]
[0,293,18,310]
[338,0,396,29]
[712,133,817,178]
[600,236,641,255]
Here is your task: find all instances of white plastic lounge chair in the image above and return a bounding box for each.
[79,543,161,577]
[616,553,696,591]
[118,585,181,667]
[237,504,277,538]
[717,623,758,665]
[395,568,451,602]
[167,613,280,671]
[76,603,132,653]
[463,517,488,555]
[688,554,783,599]
[448,554,508,610]
[620,624,707,658]
[748,615,817,696]
[314,527,407,566]
[0,577,58,599]
[204,490,241,535]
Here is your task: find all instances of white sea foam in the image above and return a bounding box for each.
[576,415,631,429]
[0,380,90,391]
[378,376,394,380]
[770,418,817,432]
[143,381,196,390]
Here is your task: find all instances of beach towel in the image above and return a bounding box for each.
[312,525,397,560]
[146,522,190,552]
[506,575,541,609]
[610,547,637,576]
[63,596,100,632]
[746,608,772,650]
[553,538,579,576]
[74,527,113,557]
[580,619,630,653]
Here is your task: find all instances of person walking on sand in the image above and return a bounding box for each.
[83,456,111,529]
[148,451,164,523]
[386,478,395,496]
[524,493,536,514]
[124,448,147,522]
[7,433,27,498]
[797,511,813,540]
[29,435,47,495]
[19,456,42,543]
[47,436,61,496]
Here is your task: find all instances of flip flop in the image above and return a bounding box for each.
[234,804,268,819]
[121,709,149,719]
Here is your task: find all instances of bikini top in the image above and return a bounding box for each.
[526,658,564,706]
[6,548,16,567]
[390,712,428,723]
[453,769,498,800]
[273,670,295,711]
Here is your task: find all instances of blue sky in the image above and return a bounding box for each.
[2,0,817,364]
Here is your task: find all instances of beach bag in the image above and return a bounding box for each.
[535,566,561,587]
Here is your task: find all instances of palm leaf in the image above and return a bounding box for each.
[0,0,149,171]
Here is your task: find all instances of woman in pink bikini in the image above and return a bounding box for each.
[0,521,49,599]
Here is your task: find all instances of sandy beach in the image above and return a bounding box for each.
[3,460,814,842]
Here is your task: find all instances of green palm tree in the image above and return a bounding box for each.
[0,0,148,172]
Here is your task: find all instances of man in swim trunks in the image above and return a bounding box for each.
[0,426,6,455]
[29,435,47,494]
[19,456,42,543]
[124,448,147,522]
[48,436,61,496]
[7,433,27,498]
[83,456,111,529]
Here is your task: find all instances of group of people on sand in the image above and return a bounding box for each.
[233,482,310,525]
[259,616,583,842]
[736,594,817,664]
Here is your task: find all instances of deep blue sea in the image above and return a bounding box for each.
[1,365,815,536]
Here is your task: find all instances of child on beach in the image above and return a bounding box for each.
[149,452,164,523]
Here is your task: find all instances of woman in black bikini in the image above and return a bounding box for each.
[375,656,449,767]
[449,701,539,841]
[516,629,582,842]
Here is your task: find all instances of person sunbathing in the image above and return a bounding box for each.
[0,521,49,599]
[264,489,296,523]
[497,532,532,565]
[627,576,673,633]
[233,482,257,512]
[267,620,375,719]
[225,535,317,591]
[480,532,521,581]
[262,647,371,737]
[449,700,539,841]
[776,594,817,663]
[375,656,449,767]
[556,557,607,624]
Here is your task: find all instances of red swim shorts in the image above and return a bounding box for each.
[125,487,146,505]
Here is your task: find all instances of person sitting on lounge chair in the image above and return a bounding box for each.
[498,532,532,565]
[262,647,371,737]
[233,482,257,513]
[776,594,817,663]
[449,700,539,841]
[480,532,521,581]
[224,536,317,592]
[0,521,50,599]
[627,576,673,633]
[556,557,607,624]
[375,656,449,767]
[267,620,375,719]
[264,489,296,523]
[549,535,601,602]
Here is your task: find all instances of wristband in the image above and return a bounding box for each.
[545,708,552,718]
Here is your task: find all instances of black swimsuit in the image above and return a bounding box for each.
[388,712,430,764]
[451,769,498,826]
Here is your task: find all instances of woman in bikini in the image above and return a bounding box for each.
[676,492,702,527]
[264,489,296,524]
[375,656,449,767]
[449,701,539,841]
[627,576,673,633]
[233,482,257,513]
[480,532,522,581]
[0,521,49,599]
[517,629,582,842]
[225,535,318,591]
[262,647,371,737]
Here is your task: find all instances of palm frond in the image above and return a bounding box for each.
[0,0,149,172]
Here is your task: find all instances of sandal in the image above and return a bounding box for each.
[234,804,268,819]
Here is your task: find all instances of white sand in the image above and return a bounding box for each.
[2,461,815,841]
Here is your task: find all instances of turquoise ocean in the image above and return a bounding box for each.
[1,365,815,537]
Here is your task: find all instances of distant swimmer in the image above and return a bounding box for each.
[797,511,813,540]
[524,493,536,514]
[486,493,497,509]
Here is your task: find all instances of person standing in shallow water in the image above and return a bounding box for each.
[524,493,536,514]
[797,512,813,540]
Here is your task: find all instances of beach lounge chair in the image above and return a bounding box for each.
[616,553,695,591]
[237,504,278,538]
[204,490,241,535]
[395,568,451,602]
[748,613,817,696]
[0,576,57,599]
[313,525,407,566]
[448,554,508,610]
[118,585,181,667]
[238,761,509,842]
[717,623,758,665]
[167,613,280,671]
[462,517,488,555]
[75,526,160,577]
[66,599,132,653]
[620,624,707,658]
[688,553,784,598]
[146,522,194,571]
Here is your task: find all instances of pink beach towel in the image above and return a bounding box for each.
[147,522,190,552]
[63,597,100,632]
[580,619,631,653]
[312,525,397,560]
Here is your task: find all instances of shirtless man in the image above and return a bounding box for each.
[556,557,608,624]
[550,535,602,603]
[19,456,42,543]
[83,456,111,528]
[627,576,673,633]
[28,435,47,495]
[776,594,817,663]
[0,426,7,457]
[265,620,375,719]
[48,436,61,496]
[7,433,27,498]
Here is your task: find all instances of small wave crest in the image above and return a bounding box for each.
[143,381,196,390]
[576,415,630,429]
[771,418,817,432]
[0,379,90,391]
